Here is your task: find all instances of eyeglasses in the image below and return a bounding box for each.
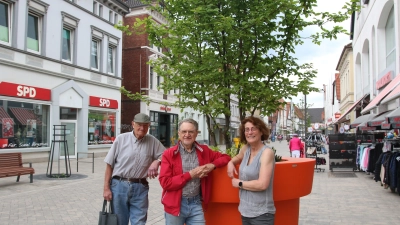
[135,123,150,128]
[179,130,196,135]
[244,127,258,133]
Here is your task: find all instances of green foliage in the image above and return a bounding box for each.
[272,147,282,162]
[116,0,359,147]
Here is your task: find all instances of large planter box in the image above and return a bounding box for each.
[204,157,315,225]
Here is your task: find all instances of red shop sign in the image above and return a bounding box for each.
[89,96,118,109]
[0,82,51,101]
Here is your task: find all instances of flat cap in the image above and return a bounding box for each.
[134,113,150,123]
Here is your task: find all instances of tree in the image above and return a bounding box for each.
[119,0,358,148]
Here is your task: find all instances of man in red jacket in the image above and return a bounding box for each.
[289,134,303,158]
[159,118,231,225]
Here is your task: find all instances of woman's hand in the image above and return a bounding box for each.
[227,161,238,178]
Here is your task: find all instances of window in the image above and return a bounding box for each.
[88,111,116,145]
[109,11,113,23]
[107,45,115,74]
[98,4,103,17]
[385,7,395,67]
[61,12,79,63]
[93,1,97,14]
[150,67,154,89]
[62,27,73,62]
[114,13,118,24]
[157,75,160,87]
[0,1,11,45]
[91,39,100,70]
[27,13,41,52]
[0,100,49,149]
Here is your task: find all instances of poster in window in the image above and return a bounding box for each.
[2,118,14,138]
[26,119,36,137]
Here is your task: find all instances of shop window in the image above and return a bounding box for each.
[88,110,116,145]
[0,100,49,149]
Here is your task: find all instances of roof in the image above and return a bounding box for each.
[294,106,304,120]
[124,0,147,8]
[336,43,352,70]
[307,108,324,123]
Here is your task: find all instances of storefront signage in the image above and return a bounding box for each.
[390,117,400,123]
[392,123,400,128]
[160,106,171,112]
[0,82,51,101]
[381,123,391,129]
[370,121,384,126]
[359,126,376,131]
[376,72,392,90]
[334,112,341,118]
[89,96,118,109]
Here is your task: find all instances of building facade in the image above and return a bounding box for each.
[0,0,128,161]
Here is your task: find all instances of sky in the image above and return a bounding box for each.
[289,0,352,108]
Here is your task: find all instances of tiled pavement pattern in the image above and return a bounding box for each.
[1,141,400,224]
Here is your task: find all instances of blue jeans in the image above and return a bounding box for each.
[111,179,149,225]
[165,195,205,225]
[321,146,327,154]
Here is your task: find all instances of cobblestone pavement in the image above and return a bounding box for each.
[0,141,399,224]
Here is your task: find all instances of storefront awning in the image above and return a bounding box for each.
[367,111,393,127]
[0,108,12,123]
[386,107,400,123]
[381,81,400,104]
[9,107,41,125]
[335,94,368,123]
[357,122,376,131]
[362,74,400,113]
[350,114,376,129]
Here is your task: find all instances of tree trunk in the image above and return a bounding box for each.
[206,115,217,146]
[224,114,232,149]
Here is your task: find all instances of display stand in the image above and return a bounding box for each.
[328,133,356,171]
[46,125,72,178]
[305,139,325,172]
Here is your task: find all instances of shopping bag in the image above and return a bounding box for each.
[98,200,118,225]
[307,147,316,155]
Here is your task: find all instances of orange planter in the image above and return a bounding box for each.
[204,157,315,225]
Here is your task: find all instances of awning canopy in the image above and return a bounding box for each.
[9,107,41,125]
[367,111,393,127]
[350,114,376,129]
[386,107,400,123]
[335,94,368,123]
[0,108,12,124]
[357,122,377,131]
[381,81,400,104]
[362,74,400,113]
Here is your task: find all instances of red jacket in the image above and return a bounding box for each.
[159,141,231,216]
[289,137,304,152]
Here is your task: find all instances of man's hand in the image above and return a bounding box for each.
[189,164,215,179]
[103,189,112,201]
[147,160,160,179]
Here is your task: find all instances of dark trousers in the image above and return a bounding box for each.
[242,213,275,225]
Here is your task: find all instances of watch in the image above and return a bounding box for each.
[238,181,243,189]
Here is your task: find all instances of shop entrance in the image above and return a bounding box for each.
[60,121,77,158]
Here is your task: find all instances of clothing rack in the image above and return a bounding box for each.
[305,140,325,172]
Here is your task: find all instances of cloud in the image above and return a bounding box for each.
[291,0,351,108]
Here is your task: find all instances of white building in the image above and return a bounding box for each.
[351,0,400,128]
[0,0,128,162]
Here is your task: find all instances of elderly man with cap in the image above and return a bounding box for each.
[289,134,303,158]
[103,113,165,225]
